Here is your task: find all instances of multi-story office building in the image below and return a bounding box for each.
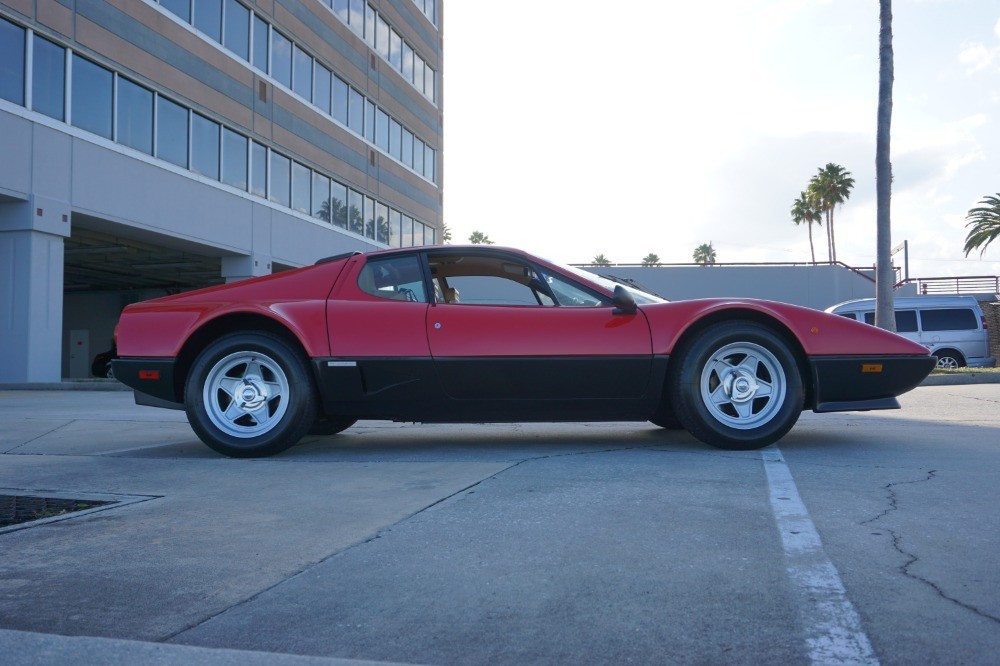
[0,0,442,383]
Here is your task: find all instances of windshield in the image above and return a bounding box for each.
[551,261,668,305]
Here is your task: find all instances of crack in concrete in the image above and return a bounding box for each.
[2,421,75,454]
[862,470,1000,625]
[159,444,655,644]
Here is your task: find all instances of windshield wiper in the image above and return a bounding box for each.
[601,273,667,300]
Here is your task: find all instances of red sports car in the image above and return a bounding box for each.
[113,246,935,457]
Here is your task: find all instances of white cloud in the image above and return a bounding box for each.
[959,42,994,73]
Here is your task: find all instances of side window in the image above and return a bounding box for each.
[428,254,550,306]
[920,308,978,331]
[357,256,426,302]
[895,310,918,333]
[836,312,857,320]
[542,272,606,307]
[863,312,875,325]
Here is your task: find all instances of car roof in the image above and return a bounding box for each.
[827,295,981,312]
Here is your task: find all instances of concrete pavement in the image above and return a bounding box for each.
[1,386,999,664]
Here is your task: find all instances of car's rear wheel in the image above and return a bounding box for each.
[669,321,804,450]
[933,350,964,370]
[185,332,316,458]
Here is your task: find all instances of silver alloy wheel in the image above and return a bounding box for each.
[203,350,290,438]
[935,355,960,370]
[699,342,787,430]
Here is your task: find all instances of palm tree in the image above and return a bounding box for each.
[441,224,453,244]
[791,190,823,263]
[641,253,660,266]
[963,194,1000,257]
[692,242,716,266]
[875,0,896,332]
[592,254,611,266]
[809,163,855,262]
[468,231,494,245]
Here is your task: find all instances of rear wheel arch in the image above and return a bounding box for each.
[174,313,313,403]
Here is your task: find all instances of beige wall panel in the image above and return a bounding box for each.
[0,0,33,19]
[36,0,73,39]
[105,0,254,88]
[76,17,254,131]
[253,111,273,141]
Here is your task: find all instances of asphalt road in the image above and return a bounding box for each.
[1,385,998,664]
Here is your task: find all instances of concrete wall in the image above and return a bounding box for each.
[584,265,919,311]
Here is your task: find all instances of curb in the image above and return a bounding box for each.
[0,380,131,392]
[920,372,1000,386]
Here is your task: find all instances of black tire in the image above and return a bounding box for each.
[933,350,964,370]
[669,321,804,450]
[185,331,317,458]
[309,416,358,436]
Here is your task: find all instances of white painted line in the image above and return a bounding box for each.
[763,448,879,665]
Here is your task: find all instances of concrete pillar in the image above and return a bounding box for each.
[221,253,273,283]
[0,199,69,382]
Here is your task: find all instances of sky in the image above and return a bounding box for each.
[442,0,1000,280]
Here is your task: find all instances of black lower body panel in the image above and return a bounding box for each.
[112,358,181,405]
[311,356,668,423]
[809,355,936,413]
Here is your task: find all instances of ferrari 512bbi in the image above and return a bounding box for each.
[113,246,936,457]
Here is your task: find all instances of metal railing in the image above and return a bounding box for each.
[895,275,1000,295]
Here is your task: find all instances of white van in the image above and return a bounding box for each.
[826,296,996,369]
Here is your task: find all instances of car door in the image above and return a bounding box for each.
[424,250,653,403]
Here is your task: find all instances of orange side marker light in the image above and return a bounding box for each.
[861,364,883,373]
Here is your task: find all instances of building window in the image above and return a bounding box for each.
[332,75,348,125]
[221,127,247,190]
[401,42,413,83]
[193,0,223,42]
[426,148,435,182]
[331,181,348,229]
[389,29,402,70]
[401,215,413,247]
[348,0,364,34]
[364,196,375,239]
[375,109,389,152]
[116,78,153,154]
[292,44,312,100]
[389,119,401,161]
[424,64,435,102]
[375,16,389,59]
[388,208,401,248]
[250,140,267,197]
[271,31,292,89]
[252,15,269,72]
[291,161,310,214]
[156,96,189,167]
[32,36,65,121]
[365,4,376,46]
[315,64,331,115]
[401,129,413,168]
[348,189,364,235]
[364,99,375,143]
[413,138,424,177]
[347,87,363,135]
[414,55,424,96]
[161,0,191,23]
[334,0,348,24]
[222,0,249,61]
[191,113,220,179]
[71,55,112,139]
[0,18,25,105]
[312,172,330,222]
[376,202,389,244]
[269,151,290,206]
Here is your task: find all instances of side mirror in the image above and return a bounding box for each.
[612,285,637,315]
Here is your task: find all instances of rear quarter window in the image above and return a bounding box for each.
[861,310,917,332]
[919,308,978,331]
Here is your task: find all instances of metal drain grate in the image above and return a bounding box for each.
[0,494,117,528]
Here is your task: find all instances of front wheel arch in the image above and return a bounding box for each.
[667,320,806,450]
[932,348,966,369]
[665,309,814,409]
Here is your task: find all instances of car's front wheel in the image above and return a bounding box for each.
[185,332,316,458]
[669,321,804,450]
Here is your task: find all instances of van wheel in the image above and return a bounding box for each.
[934,351,964,370]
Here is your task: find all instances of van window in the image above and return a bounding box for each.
[837,312,858,321]
[862,310,917,332]
[920,308,977,331]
